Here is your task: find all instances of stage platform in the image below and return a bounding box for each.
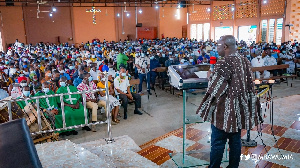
[35,95,300,167]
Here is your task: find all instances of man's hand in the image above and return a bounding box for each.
[207,70,211,79]
[51,109,58,115]
[127,93,133,100]
[73,102,80,109]
[152,68,157,72]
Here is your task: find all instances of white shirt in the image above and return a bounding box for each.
[137,57,150,74]
[114,76,130,94]
[90,69,100,80]
[251,56,264,67]
[86,59,92,65]
[135,56,140,65]
[96,60,103,67]
[263,55,277,66]
[7,50,12,56]
[4,67,16,78]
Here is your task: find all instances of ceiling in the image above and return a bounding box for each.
[0,0,231,7]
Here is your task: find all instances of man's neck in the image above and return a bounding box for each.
[225,51,236,57]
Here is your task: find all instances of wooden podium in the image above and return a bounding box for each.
[137,27,157,39]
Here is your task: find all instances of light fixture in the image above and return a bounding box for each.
[207,8,210,12]
[49,13,53,17]
[186,13,188,24]
[139,9,142,14]
[177,4,181,8]
[126,13,130,17]
[231,7,235,11]
[263,0,267,4]
[191,4,197,14]
[176,8,180,20]
[117,13,120,17]
[52,7,56,12]
[155,5,159,9]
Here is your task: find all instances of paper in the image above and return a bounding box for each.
[194,71,208,78]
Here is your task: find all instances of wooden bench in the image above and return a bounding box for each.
[251,64,297,86]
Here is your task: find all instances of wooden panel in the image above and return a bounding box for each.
[137,27,157,40]
[251,64,289,71]
[182,25,187,38]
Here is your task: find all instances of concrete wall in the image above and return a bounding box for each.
[72,6,116,44]
[0,6,26,47]
[159,6,187,39]
[23,6,73,44]
[0,2,298,49]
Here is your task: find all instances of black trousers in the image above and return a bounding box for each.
[209,124,241,168]
[118,93,141,114]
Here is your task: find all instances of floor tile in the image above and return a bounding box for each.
[137,145,172,166]
[241,130,280,147]
[155,135,196,153]
[282,128,300,142]
[290,121,300,130]
[264,147,300,168]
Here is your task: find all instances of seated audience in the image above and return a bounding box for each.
[114,67,142,120]
[77,72,103,131]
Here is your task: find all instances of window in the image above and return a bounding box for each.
[196,24,203,41]
[190,23,210,41]
[268,19,275,43]
[238,25,257,44]
[203,23,210,41]
[261,20,267,42]
[215,27,233,41]
[190,24,197,40]
[276,18,283,45]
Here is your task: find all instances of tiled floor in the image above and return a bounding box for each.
[34,82,300,167]
[36,135,159,168]
[137,95,300,167]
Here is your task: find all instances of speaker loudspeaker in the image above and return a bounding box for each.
[5,0,14,6]
[180,1,187,8]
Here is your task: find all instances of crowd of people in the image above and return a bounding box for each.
[0,37,299,136]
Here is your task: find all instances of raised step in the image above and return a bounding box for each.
[79,135,159,168]
[35,140,113,168]
[35,135,158,168]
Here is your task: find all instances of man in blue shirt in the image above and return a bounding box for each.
[73,74,84,87]
[101,59,109,72]
[197,52,210,64]
[0,85,9,100]
[58,64,71,85]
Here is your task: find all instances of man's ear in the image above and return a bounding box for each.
[224,44,228,50]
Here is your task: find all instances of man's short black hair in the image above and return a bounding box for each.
[264,47,272,51]
[53,70,59,74]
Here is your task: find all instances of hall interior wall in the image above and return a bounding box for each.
[0,1,298,49]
